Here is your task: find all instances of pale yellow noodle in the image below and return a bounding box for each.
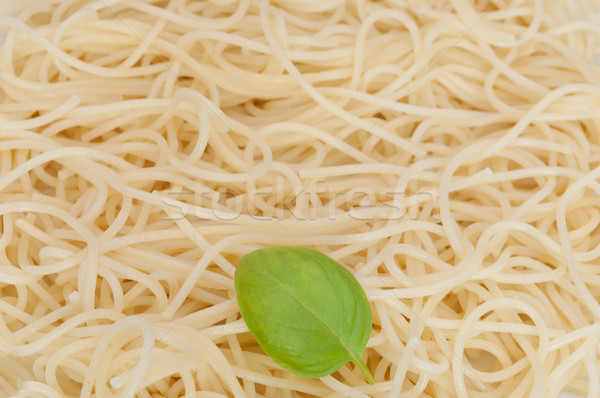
[1,0,600,397]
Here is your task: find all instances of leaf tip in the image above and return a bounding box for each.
[354,357,375,385]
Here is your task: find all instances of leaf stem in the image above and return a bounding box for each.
[354,357,375,384]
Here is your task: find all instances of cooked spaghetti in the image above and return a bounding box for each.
[0,0,599,397]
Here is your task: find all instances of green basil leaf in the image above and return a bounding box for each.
[234,246,374,384]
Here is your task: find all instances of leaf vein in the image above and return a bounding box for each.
[317,259,345,331]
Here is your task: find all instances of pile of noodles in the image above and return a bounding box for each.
[1,0,600,397]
